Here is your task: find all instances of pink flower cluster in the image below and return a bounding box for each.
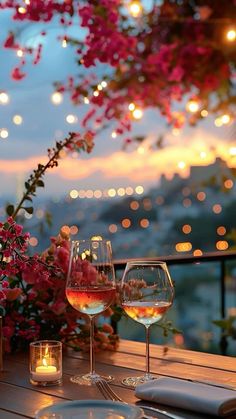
[0,222,119,353]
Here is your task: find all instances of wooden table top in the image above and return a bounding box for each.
[0,340,236,419]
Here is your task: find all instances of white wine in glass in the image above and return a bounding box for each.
[66,239,116,385]
[121,260,174,387]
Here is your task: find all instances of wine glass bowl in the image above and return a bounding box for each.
[121,261,174,387]
[66,239,116,385]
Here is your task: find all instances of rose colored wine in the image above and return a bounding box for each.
[122,301,172,325]
[66,286,116,315]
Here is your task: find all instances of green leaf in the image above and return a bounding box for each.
[37,180,44,187]
[23,206,34,214]
[6,204,15,216]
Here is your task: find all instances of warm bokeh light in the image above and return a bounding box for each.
[217,226,226,236]
[212,204,222,214]
[226,28,236,42]
[29,237,38,247]
[193,249,203,256]
[70,225,79,235]
[85,189,93,198]
[35,209,44,219]
[61,38,67,48]
[128,103,135,111]
[197,191,206,201]
[94,189,102,198]
[70,189,79,199]
[66,114,77,124]
[16,49,24,57]
[229,147,236,156]
[182,224,192,234]
[140,218,149,228]
[108,188,116,197]
[176,242,192,252]
[0,92,9,104]
[93,90,99,97]
[143,198,152,210]
[172,128,181,136]
[216,240,229,251]
[135,185,144,195]
[186,99,199,113]
[84,97,90,104]
[221,114,231,124]
[182,187,191,196]
[61,225,70,235]
[178,161,186,169]
[183,198,192,207]
[201,109,208,117]
[51,92,63,105]
[18,6,27,13]
[132,108,143,120]
[214,117,223,127]
[108,224,118,233]
[125,186,134,195]
[128,1,142,17]
[111,131,117,138]
[200,151,207,159]
[0,129,9,139]
[224,179,233,189]
[130,200,139,210]
[117,187,126,197]
[121,218,131,228]
[13,114,23,125]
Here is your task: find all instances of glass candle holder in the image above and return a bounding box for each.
[30,340,62,386]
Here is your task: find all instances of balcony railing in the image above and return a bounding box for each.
[113,250,236,355]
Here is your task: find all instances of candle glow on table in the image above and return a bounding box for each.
[30,341,62,384]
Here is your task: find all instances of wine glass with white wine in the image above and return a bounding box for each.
[121,260,174,387]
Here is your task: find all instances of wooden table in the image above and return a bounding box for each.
[0,340,236,419]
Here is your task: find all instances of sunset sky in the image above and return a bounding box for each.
[0,9,235,201]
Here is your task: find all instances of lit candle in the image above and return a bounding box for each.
[30,340,62,385]
[31,361,61,382]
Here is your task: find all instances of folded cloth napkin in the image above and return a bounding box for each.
[135,377,236,417]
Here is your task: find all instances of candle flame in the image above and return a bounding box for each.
[42,357,48,367]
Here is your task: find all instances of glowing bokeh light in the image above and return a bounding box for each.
[217,226,226,236]
[216,240,229,250]
[13,115,23,125]
[51,92,63,105]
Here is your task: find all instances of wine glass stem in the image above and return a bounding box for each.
[145,325,150,376]
[89,315,95,375]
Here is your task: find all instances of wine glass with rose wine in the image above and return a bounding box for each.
[66,239,116,385]
[121,261,174,387]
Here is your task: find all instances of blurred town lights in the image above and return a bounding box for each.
[226,28,236,41]
[51,92,63,105]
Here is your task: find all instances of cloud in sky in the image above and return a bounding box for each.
[0,127,235,198]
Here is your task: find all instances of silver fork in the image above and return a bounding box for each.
[94,378,184,419]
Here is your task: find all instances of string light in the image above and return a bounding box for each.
[84,97,90,104]
[201,109,208,117]
[0,92,9,104]
[13,115,23,125]
[226,28,236,42]
[186,99,199,113]
[16,49,24,57]
[66,114,77,124]
[128,1,142,18]
[51,92,63,105]
[132,107,143,120]
[18,6,27,14]
[111,131,117,138]
[101,81,107,88]
[128,103,135,111]
[0,129,9,139]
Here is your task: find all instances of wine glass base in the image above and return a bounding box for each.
[122,374,156,388]
[70,373,114,386]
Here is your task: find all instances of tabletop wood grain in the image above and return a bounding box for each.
[0,340,235,419]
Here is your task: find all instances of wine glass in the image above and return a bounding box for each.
[66,239,116,385]
[121,260,174,387]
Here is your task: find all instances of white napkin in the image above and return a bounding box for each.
[135,377,236,417]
